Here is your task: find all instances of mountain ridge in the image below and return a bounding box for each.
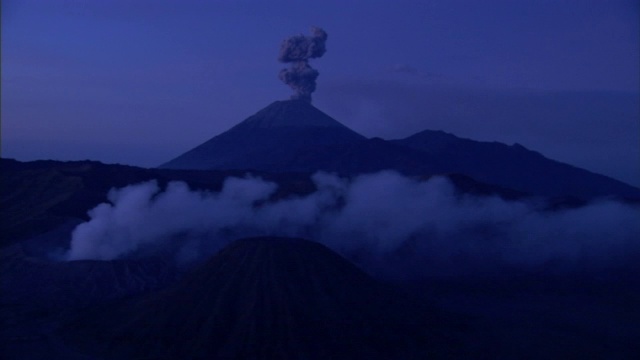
[393,129,640,199]
[160,100,640,200]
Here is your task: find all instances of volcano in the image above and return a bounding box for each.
[160,100,366,171]
[160,100,640,200]
[65,237,465,359]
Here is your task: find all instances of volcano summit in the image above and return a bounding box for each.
[160,99,366,171]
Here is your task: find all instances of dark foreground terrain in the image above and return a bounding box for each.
[2,234,639,359]
[1,159,639,359]
[63,237,470,359]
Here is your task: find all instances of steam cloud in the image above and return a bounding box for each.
[278,27,328,103]
[65,172,640,277]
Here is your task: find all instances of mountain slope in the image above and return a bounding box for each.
[160,100,366,171]
[65,237,466,359]
[159,100,639,200]
[393,129,640,199]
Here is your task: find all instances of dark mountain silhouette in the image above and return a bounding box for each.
[159,100,446,175]
[64,237,467,359]
[160,101,640,200]
[160,100,366,171]
[393,129,640,199]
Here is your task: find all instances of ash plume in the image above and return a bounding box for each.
[278,27,328,103]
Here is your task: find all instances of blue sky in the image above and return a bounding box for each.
[2,0,639,186]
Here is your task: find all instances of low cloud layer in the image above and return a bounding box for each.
[64,172,640,277]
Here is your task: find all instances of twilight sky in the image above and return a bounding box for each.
[2,0,639,186]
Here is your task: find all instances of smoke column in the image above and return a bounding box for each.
[278,27,328,103]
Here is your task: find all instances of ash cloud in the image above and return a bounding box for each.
[64,172,640,277]
[278,27,328,103]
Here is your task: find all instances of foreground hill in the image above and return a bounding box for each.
[159,100,640,200]
[64,237,467,359]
